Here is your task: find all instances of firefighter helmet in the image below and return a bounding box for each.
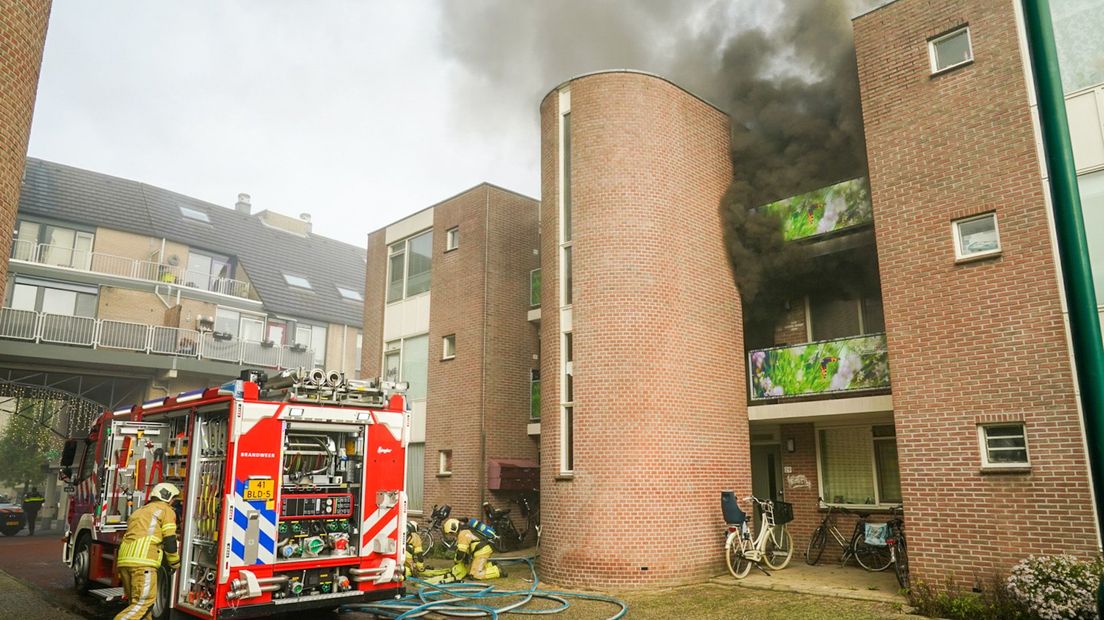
[151,482,181,503]
[444,518,460,535]
[406,520,419,534]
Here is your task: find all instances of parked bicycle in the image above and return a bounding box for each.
[721,491,794,578]
[886,505,909,589]
[482,499,523,551]
[804,498,892,572]
[513,493,541,548]
[420,504,456,555]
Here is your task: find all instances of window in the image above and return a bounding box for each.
[979,423,1029,468]
[407,442,424,512]
[387,230,433,302]
[446,227,459,251]
[14,221,94,269]
[817,424,901,506]
[1078,171,1104,302]
[8,277,97,317]
[337,286,363,302]
[213,307,265,341]
[284,274,313,290]
[561,332,574,474]
[179,205,211,223]
[530,269,541,307]
[560,104,574,308]
[438,450,453,475]
[929,26,973,74]
[383,335,429,400]
[442,334,456,360]
[295,323,328,367]
[953,212,1001,261]
[808,293,885,341]
[530,368,541,420]
[187,250,233,292]
[355,333,363,374]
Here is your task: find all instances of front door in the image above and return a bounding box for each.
[751,444,784,503]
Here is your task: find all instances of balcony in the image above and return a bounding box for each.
[0,308,315,370]
[760,177,873,241]
[748,333,890,401]
[9,240,255,300]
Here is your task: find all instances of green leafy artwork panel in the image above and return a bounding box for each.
[749,334,890,400]
[761,178,873,241]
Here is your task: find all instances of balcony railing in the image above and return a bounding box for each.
[759,177,873,241]
[9,240,255,300]
[0,308,314,370]
[748,333,890,401]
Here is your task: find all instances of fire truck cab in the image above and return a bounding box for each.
[59,370,409,619]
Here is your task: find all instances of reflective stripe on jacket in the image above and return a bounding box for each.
[117,500,178,568]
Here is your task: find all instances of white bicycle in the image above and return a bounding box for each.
[723,495,794,578]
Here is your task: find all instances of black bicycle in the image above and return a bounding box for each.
[482,500,523,551]
[805,498,892,571]
[420,504,455,554]
[886,505,909,589]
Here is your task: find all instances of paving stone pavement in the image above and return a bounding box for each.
[0,569,83,619]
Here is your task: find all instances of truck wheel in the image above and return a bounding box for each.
[152,565,173,620]
[73,534,92,592]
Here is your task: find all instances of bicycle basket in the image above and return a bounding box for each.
[721,491,746,525]
[771,500,794,526]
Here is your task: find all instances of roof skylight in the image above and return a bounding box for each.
[179,205,211,223]
[283,274,313,289]
[337,286,364,302]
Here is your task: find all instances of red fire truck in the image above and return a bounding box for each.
[58,369,409,619]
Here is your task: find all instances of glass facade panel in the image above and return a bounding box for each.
[407,442,424,512]
[387,249,405,302]
[401,334,429,400]
[406,232,432,296]
[1051,0,1104,93]
[1079,171,1104,301]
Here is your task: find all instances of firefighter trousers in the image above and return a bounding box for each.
[114,566,158,620]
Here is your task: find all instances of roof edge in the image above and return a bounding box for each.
[541,69,728,116]
[367,182,538,236]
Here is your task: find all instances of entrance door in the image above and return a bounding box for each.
[751,444,784,503]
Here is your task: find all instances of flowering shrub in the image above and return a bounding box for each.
[1005,555,1104,619]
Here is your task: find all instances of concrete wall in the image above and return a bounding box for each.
[538,71,745,588]
[854,0,1098,586]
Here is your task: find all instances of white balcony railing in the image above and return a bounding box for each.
[9,241,255,300]
[0,308,314,370]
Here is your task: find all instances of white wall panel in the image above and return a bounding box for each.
[382,293,431,341]
[1067,87,1104,172]
[385,208,434,245]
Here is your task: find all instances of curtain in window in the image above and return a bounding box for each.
[406,442,425,513]
[819,427,876,504]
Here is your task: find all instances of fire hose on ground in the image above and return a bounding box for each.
[338,558,628,619]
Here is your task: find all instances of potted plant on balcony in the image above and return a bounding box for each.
[212,331,234,341]
[260,339,276,348]
[289,342,307,353]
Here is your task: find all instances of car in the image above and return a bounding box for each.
[0,495,26,536]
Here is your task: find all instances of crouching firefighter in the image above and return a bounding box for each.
[404,521,426,577]
[114,482,181,620]
[445,518,503,580]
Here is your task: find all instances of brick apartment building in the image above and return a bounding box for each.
[360,184,541,518]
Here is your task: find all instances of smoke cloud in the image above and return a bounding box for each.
[439,0,876,328]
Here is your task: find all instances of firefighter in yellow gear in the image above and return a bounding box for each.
[444,518,503,580]
[404,521,426,577]
[114,482,181,620]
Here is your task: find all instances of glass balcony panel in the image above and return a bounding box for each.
[749,333,890,401]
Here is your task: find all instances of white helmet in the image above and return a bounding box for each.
[151,482,181,503]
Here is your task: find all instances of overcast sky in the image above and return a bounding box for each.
[26,1,822,248]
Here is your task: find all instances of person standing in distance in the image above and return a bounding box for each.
[21,487,44,535]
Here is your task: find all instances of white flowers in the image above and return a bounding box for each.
[1006,555,1103,619]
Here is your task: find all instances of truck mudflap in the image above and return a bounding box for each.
[212,586,404,619]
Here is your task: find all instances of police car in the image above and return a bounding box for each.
[0,494,26,536]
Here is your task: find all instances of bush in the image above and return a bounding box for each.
[1005,555,1104,620]
[909,575,1026,620]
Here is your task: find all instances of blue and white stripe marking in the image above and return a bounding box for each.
[229,479,277,565]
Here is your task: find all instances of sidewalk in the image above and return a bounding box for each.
[0,569,82,619]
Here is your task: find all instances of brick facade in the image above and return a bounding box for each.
[0,0,51,293]
[538,72,746,588]
[855,0,1098,586]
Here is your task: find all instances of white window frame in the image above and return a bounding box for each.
[337,286,363,302]
[445,226,459,251]
[382,334,429,400]
[442,334,456,360]
[952,212,1001,261]
[560,331,574,475]
[978,423,1030,469]
[386,229,433,303]
[284,273,313,290]
[179,205,211,223]
[929,26,973,75]
[814,423,901,509]
[438,449,453,476]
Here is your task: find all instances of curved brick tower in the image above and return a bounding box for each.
[537,71,748,588]
[0,0,51,292]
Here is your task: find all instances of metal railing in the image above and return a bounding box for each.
[0,308,314,370]
[9,241,255,300]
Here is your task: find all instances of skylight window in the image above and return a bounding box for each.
[283,273,313,289]
[179,205,211,223]
[337,286,363,302]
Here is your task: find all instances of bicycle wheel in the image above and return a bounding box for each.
[854,538,893,571]
[763,526,793,570]
[725,531,752,579]
[893,538,910,589]
[805,526,827,565]
[419,529,435,555]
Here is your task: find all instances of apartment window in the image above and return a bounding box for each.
[1077,171,1104,302]
[446,227,459,251]
[560,106,574,308]
[442,334,456,360]
[14,221,94,269]
[407,442,424,512]
[438,450,453,475]
[213,307,265,341]
[355,333,363,374]
[979,423,1029,468]
[295,323,328,367]
[818,424,901,506]
[530,368,541,420]
[561,332,574,474]
[387,230,433,303]
[953,212,1001,261]
[929,26,973,74]
[8,277,97,317]
[284,274,313,290]
[383,334,429,400]
[187,250,233,291]
[337,286,363,302]
[808,293,885,341]
[530,269,541,307]
[179,205,211,223]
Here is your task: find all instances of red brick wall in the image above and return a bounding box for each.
[855,0,1098,587]
[0,0,51,293]
[361,231,386,379]
[538,72,747,588]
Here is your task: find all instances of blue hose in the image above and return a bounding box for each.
[338,558,628,619]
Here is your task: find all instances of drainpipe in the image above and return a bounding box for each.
[1022,0,1104,550]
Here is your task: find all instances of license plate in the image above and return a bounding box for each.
[6,521,19,526]
[243,479,274,501]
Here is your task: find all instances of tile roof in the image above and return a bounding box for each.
[18,158,366,326]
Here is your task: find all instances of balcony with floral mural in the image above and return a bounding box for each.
[760,177,873,242]
[748,333,891,402]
